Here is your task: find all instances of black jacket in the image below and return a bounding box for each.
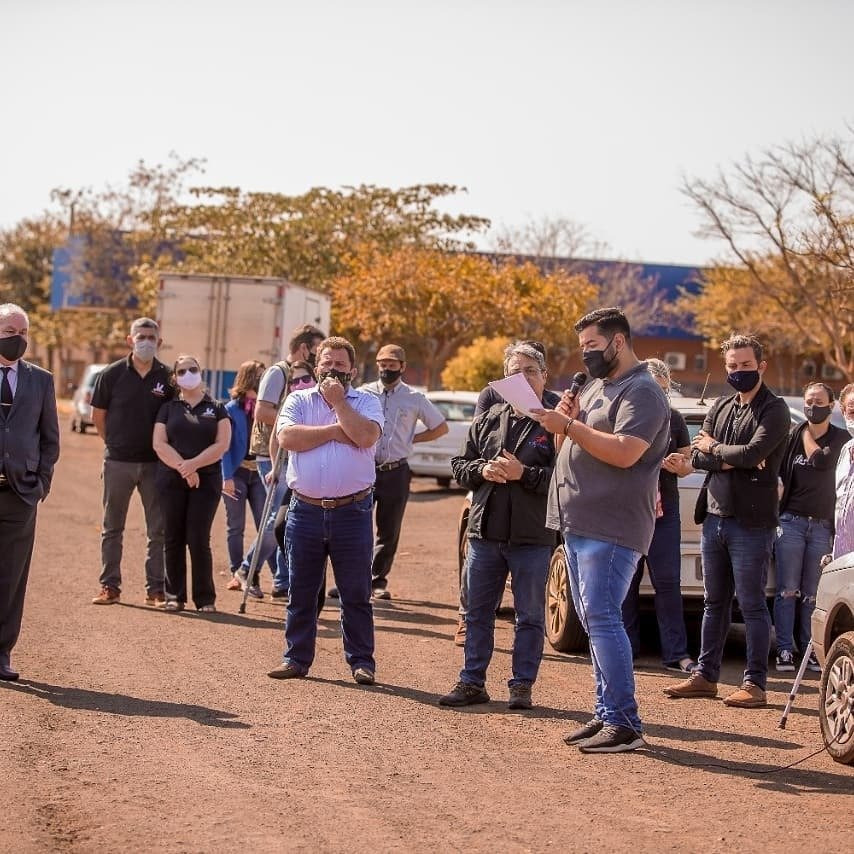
[452,404,557,546]
[692,383,790,529]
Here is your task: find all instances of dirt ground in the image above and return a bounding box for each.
[1,425,852,853]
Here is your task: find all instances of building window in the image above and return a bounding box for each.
[821,363,844,380]
[694,352,707,372]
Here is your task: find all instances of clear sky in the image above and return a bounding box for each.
[2,0,852,265]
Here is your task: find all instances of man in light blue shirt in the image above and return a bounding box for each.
[268,336,384,685]
[358,344,447,599]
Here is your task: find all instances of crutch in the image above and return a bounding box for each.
[778,638,814,730]
[239,446,286,614]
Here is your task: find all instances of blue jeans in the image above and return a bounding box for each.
[461,539,551,688]
[773,512,833,654]
[564,534,642,731]
[222,466,271,571]
[622,502,690,664]
[697,516,774,690]
[241,457,289,589]
[282,494,375,673]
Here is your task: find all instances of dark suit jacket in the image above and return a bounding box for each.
[0,360,60,505]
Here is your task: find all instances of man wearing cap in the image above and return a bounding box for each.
[90,317,175,606]
[0,303,60,681]
[358,344,447,599]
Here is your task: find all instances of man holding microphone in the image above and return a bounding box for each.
[534,308,669,753]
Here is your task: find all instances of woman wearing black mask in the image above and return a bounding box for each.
[774,382,848,672]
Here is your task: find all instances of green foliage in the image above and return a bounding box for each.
[441,336,509,390]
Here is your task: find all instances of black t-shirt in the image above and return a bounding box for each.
[659,408,691,507]
[91,355,175,462]
[155,395,228,474]
[784,428,847,521]
[483,413,531,542]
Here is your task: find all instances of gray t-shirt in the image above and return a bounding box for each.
[254,363,289,460]
[546,362,670,555]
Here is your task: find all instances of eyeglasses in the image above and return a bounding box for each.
[289,375,314,388]
[176,366,200,377]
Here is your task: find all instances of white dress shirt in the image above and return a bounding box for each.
[277,385,384,498]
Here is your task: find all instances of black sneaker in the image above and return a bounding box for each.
[806,652,822,673]
[270,587,289,600]
[775,650,796,672]
[508,682,532,710]
[327,587,340,599]
[438,681,490,707]
[563,718,604,745]
[577,724,643,753]
[372,587,391,600]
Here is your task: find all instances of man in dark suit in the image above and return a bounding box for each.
[0,303,60,681]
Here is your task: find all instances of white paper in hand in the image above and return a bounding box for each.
[488,373,543,416]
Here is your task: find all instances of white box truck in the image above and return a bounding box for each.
[156,272,331,399]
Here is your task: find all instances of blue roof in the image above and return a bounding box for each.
[486,253,705,339]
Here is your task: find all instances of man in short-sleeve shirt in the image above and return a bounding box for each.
[536,308,669,753]
[90,317,174,606]
[267,336,384,685]
[360,344,447,598]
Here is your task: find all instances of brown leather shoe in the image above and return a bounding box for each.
[144,592,166,607]
[723,682,766,708]
[454,618,466,647]
[663,671,718,699]
[92,586,120,605]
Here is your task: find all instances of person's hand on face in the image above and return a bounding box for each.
[320,376,347,406]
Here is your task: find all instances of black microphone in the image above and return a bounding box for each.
[566,372,587,401]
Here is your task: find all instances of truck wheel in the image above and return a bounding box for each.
[819,630,854,765]
[545,546,587,653]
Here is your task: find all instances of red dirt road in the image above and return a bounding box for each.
[1,428,852,853]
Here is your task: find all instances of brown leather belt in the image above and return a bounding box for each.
[294,487,372,509]
[376,460,406,472]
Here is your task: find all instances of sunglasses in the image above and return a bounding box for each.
[176,366,200,377]
[289,375,314,388]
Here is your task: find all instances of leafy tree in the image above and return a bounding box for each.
[683,131,854,380]
[332,245,596,387]
[441,336,510,391]
[673,260,821,391]
[134,183,490,311]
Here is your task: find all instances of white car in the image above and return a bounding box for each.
[70,363,108,433]
[409,391,479,488]
[811,551,854,765]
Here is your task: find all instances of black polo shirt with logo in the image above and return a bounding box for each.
[91,355,174,462]
[155,396,228,474]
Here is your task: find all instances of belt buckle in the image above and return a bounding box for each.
[321,498,337,510]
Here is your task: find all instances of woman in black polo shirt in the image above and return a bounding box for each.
[152,354,231,612]
[774,382,848,672]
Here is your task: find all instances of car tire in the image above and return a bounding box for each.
[545,546,587,653]
[819,630,854,765]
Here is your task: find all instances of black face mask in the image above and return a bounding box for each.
[0,335,27,362]
[726,370,760,393]
[804,404,832,424]
[318,368,351,389]
[379,369,402,386]
[582,338,617,380]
